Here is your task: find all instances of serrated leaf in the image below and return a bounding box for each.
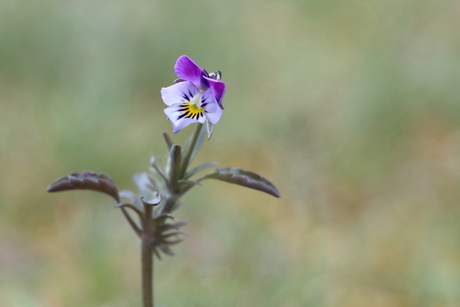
[47,171,120,202]
[184,161,219,180]
[198,167,280,198]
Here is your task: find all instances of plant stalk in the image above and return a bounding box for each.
[141,237,153,307]
[180,123,204,178]
[141,204,154,307]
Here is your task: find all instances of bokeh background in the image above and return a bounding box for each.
[1,0,460,306]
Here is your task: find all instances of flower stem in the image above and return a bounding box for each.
[142,204,154,307]
[180,123,204,178]
[141,237,153,307]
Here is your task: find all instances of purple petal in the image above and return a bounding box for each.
[164,103,201,133]
[201,89,223,125]
[174,56,207,90]
[204,77,226,109]
[161,81,200,106]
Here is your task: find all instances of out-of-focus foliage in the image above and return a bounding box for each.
[1,0,460,306]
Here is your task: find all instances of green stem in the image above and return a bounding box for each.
[180,123,204,178]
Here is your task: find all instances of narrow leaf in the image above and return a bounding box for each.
[198,167,280,198]
[162,238,183,245]
[184,161,219,180]
[157,244,175,256]
[153,248,162,260]
[47,171,120,202]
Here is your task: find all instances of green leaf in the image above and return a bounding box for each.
[198,167,280,198]
[47,171,120,202]
[184,161,219,180]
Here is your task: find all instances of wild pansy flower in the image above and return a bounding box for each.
[161,56,225,138]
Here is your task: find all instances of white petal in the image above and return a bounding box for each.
[201,89,222,125]
[164,103,200,133]
[161,81,200,106]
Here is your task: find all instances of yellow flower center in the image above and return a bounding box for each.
[178,93,205,120]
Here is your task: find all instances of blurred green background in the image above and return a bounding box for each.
[1,0,460,306]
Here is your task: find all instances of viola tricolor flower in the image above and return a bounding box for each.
[161,55,226,138]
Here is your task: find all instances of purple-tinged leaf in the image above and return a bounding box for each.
[198,167,280,198]
[47,171,120,202]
